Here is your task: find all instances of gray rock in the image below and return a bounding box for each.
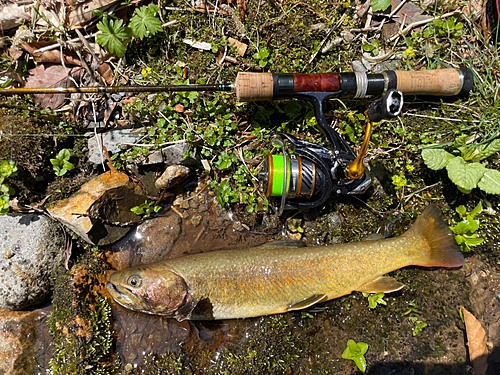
[155,165,192,189]
[144,142,199,166]
[0,214,64,310]
[88,127,144,165]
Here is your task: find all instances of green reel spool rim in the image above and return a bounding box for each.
[269,154,291,197]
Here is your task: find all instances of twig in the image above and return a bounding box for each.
[33,33,98,54]
[388,10,461,43]
[405,113,490,123]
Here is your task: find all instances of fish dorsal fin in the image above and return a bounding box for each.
[260,240,307,249]
[363,233,384,241]
[287,294,327,311]
[355,276,404,293]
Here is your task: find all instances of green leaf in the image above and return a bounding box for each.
[96,18,132,57]
[421,148,455,170]
[477,168,500,194]
[58,149,71,161]
[446,157,486,191]
[63,161,74,171]
[342,340,368,372]
[370,0,391,12]
[470,201,483,217]
[130,5,163,40]
[456,205,467,217]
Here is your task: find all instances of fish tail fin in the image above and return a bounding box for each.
[407,205,464,268]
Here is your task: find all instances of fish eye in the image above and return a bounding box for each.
[127,275,142,288]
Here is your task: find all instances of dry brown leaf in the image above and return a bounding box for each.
[461,306,488,375]
[227,37,247,56]
[20,42,83,66]
[391,0,426,26]
[97,62,114,85]
[67,0,122,28]
[26,64,85,109]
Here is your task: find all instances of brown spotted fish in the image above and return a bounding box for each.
[106,205,464,320]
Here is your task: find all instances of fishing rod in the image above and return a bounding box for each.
[0,68,473,98]
[1,67,473,212]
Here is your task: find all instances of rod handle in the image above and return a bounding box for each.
[235,72,274,101]
[392,68,473,96]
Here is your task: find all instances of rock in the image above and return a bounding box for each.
[87,127,143,165]
[0,307,53,374]
[143,141,199,166]
[155,165,192,189]
[47,171,148,246]
[0,214,64,310]
[107,213,182,269]
[190,215,202,227]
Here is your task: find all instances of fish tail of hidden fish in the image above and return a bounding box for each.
[406,205,465,268]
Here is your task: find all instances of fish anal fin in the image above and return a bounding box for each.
[356,276,404,293]
[287,294,327,311]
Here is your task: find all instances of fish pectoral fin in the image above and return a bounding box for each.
[356,276,405,293]
[287,294,328,311]
[363,233,385,241]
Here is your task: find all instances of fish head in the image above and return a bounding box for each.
[106,266,191,317]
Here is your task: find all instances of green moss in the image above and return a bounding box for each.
[47,251,120,375]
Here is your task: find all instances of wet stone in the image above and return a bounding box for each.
[0,214,64,310]
[108,212,182,269]
[47,171,148,246]
[143,142,199,166]
[0,306,53,374]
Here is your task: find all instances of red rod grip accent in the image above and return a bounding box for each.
[293,73,341,92]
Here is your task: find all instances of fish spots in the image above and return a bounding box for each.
[311,281,315,285]
[286,280,290,285]
[273,289,277,293]
[226,293,229,297]
[329,276,333,280]
[383,261,387,264]
[259,287,263,291]
[317,269,320,272]
[335,266,339,270]
[366,266,370,270]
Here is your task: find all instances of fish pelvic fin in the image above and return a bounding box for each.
[287,294,328,311]
[356,276,404,293]
[407,205,465,268]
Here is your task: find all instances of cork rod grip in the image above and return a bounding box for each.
[236,72,274,102]
[394,69,466,96]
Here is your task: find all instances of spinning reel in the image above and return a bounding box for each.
[258,89,404,215]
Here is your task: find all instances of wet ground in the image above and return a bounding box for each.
[103,185,500,375]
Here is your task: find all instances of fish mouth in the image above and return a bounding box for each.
[106,281,147,311]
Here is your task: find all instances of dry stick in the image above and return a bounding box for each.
[388,10,461,43]
[33,32,98,54]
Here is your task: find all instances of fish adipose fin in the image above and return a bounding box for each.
[287,294,328,311]
[407,205,465,268]
[356,276,404,293]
